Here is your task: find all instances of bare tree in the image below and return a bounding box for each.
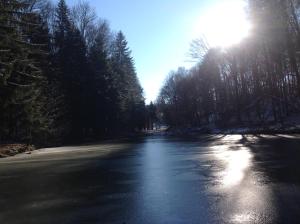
[71,0,96,42]
[189,37,210,61]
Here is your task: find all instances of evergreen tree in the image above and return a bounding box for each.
[111,31,145,131]
[0,0,48,143]
[0,0,146,145]
[53,0,90,139]
[88,22,117,135]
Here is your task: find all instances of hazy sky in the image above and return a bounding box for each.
[64,0,248,104]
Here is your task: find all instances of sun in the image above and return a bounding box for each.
[194,0,251,48]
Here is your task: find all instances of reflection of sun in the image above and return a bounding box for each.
[213,145,252,187]
[231,213,254,223]
[222,149,252,186]
[194,0,251,48]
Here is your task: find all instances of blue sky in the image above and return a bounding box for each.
[62,0,247,104]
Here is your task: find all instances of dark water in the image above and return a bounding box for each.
[1,135,300,224]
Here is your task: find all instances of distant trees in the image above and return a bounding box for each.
[158,0,300,129]
[0,0,145,145]
[145,102,157,130]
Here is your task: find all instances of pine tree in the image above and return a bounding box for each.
[0,0,49,143]
[53,0,91,139]
[111,31,145,131]
[88,23,116,135]
[0,0,146,144]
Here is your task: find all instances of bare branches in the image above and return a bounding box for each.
[189,37,210,61]
[71,0,96,41]
[16,70,42,79]
[158,0,300,127]
[7,81,33,87]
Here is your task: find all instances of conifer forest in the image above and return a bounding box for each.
[0,0,145,145]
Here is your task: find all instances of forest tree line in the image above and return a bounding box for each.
[158,0,300,129]
[0,0,146,145]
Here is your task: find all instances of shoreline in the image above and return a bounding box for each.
[162,124,300,136]
[2,126,300,159]
[0,144,35,158]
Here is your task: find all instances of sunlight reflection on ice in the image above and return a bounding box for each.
[222,135,243,142]
[213,144,252,187]
[231,213,254,223]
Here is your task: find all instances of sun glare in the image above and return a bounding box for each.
[194,0,251,48]
[211,135,253,188]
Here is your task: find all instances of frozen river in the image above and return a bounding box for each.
[1,134,300,223]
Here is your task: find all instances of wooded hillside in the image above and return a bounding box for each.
[158,0,300,129]
[0,0,145,145]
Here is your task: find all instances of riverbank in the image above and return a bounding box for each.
[2,124,299,159]
[0,144,35,158]
[165,123,300,136]
[0,132,147,159]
